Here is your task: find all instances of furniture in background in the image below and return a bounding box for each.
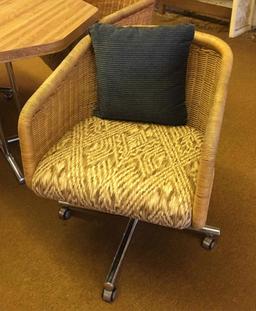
[42,0,156,69]
[18,23,233,302]
[157,0,256,37]
[0,0,99,183]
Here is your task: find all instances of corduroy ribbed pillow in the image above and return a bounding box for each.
[89,24,195,125]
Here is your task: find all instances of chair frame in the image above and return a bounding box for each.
[18,28,233,302]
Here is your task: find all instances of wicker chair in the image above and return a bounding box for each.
[18,29,233,302]
[42,0,155,69]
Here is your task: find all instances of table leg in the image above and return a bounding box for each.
[0,118,24,184]
[0,62,24,183]
[5,62,21,112]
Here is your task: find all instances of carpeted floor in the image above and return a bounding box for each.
[0,12,256,311]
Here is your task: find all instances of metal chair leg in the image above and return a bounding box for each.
[102,218,138,303]
[0,119,24,184]
[7,136,20,144]
[187,225,221,250]
[57,203,138,302]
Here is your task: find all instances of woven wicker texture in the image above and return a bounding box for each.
[30,46,97,168]
[87,0,140,18]
[26,41,221,179]
[186,45,221,134]
[111,4,154,25]
[19,32,233,229]
[32,117,203,229]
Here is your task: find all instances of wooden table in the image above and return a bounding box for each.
[0,0,99,62]
[0,0,98,183]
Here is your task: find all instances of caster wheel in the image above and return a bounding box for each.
[3,90,13,100]
[102,288,117,303]
[58,207,71,220]
[202,236,216,250]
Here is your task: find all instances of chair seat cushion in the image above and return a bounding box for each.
[32,117,203,229]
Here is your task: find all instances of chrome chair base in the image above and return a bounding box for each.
[187,225,221,250]
[0,147,24,184]
[102,218,138,303]
[57,203,221,302]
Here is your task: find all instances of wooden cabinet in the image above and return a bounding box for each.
[158,0,256,37]
[229,0,255,37]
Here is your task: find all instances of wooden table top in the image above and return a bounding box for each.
[0,0,99,62]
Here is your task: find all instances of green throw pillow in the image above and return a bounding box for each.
[89,23,195,125]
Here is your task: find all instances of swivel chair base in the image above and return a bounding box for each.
[57,203,220,303]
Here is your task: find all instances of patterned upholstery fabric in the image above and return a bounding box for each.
[32,117,203,229]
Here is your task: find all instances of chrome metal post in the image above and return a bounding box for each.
[5,62,21,112]
[102,218,138,302]
[0,62,24,183]
[7,136,20,144]
[0,118,10,154]
[58,200,73,207]
[188,225,221,236]
[187,225,221,250]
[0,118,24,184]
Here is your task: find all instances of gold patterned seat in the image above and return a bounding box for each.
[18,29,233,302]
[32,117,203,229]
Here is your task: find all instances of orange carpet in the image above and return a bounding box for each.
[0,12,255,310]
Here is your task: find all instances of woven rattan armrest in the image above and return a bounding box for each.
[190,32,233,227]
[19,36,96,188]
[20,0,155,184]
